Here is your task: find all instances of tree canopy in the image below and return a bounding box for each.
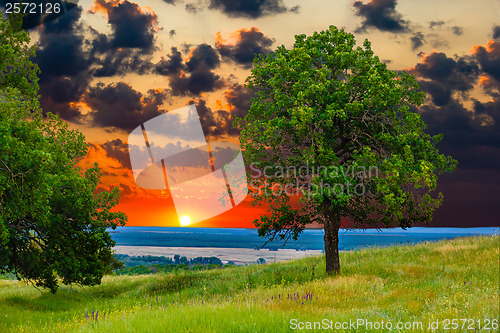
[0,13,126,293]
[239,26,457,273]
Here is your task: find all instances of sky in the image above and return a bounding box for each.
[6,0,499,228]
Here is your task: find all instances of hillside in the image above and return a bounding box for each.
[1,235,498,332]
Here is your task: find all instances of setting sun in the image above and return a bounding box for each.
[179,215,191,226]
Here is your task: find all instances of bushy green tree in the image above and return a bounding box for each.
[0,13,126,293]
[239,26,457,274]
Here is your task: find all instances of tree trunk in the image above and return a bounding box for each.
[324,211,341,274]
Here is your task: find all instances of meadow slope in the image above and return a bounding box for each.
[0,235,498,332]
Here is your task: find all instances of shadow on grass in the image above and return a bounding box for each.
[2,277,148,313]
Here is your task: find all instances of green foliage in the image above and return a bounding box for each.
[0,13,126,293]
[0,14,39,101]
[239,26,457,259]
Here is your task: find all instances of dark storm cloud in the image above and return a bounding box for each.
[451,26,464,36]
[100,138,132,169]
[409,52,480,104]
[208,0,299,18]
[168,44,225,96]
[92,50,153,77]
[91,0,158,51]
[87,30,154,77]
[479,75,500,94]
[41,1,82,34]
[428,20,464,37]
[408,49,498,162]
[37,32,90,81]
[410,32,425,50]
[415,98,500,227]
[429,20,445,30]
[80,0,162,78]
[39,73,91,121]
[32,1,162,122]
[186,43,221,71]
[492,25,500,40]
[185,3,198,14]
[215,27,274,68]
[109,2,156,49]
[35,6,88,79]
[220,84,256,135]
[85,82,167,130]
[77,1,159,78]
[416,96,500,176]
[187,98,236,137]
[406,47,500,227]
[170,69,225,96]
[185,84,255,137]
[473,98,500,135]
[154,47,184,75]
[188,99,219,136]
[472,40,500,82]
[353,0,409,33]
[225,84,255,120]
[417,81,451,106]
[34,6,91,121]
[85,27,154,77]
[418,101,481,146]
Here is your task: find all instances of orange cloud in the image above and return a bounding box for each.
[79,140,169,203]
[470,40,500,92]
[406,50,438,72]
[88,0,121,15]
[470,39,498,55]
[214,27,274,69]
[215,27,266,46]
[88,0,158,26]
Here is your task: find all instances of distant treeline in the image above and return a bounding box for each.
[114,254,235,275]
[115,254,231,267]
[1,254,263,280]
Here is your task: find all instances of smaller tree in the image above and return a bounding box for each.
[0,13,126,293]
[239,26,457,274]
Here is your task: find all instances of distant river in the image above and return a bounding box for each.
[109,227,499,251]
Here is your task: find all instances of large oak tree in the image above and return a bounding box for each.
[0,14,126,293]
[239,26,457,274]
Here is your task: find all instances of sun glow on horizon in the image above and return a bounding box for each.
[180,215,191,227]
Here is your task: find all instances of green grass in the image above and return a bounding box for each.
[1,235,498,332]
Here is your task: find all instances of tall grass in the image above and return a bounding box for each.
[1,235,498,332]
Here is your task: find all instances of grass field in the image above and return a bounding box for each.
[1,235,498,332]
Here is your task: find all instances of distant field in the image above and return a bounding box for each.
[115,245,323,265]
[1,235,498,332]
